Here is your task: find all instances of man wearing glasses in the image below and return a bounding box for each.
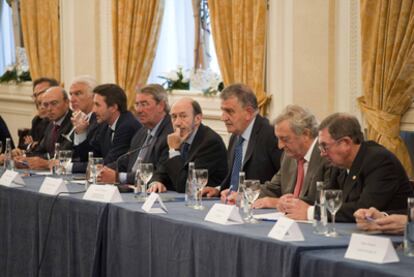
[22,86,73,169]
[251,105,331,209]
[283,113,414,222]
[20,77,59,151]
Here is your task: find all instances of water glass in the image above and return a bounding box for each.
[404,197,414,256]
[242,180,261,223]
[58,150,72,177]
[193,169,208,210]
[138,163,153,200]
[92,157,104,185]
[324,189,343,237]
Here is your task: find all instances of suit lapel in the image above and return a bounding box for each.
[242,115,261,168]
[300,144,320,197]
[342,142,366,201]
[185,124,205,164]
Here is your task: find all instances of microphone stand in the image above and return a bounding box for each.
[114,143,151,192]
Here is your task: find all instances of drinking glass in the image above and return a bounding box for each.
[404,197,414,256]
[242,180,261,223]
[58,150,72,178]
[92,157,104,185]
[138,163,153,200]
[193,169,208,210]
[324,189,343,237]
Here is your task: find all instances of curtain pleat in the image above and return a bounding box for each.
[359,0,414,176]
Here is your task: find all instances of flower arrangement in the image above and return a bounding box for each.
[190,68,223,96]
[0,47,31,84]
[158,66,190,91]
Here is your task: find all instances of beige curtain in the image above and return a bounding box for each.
[112,0,164,110]
[358,0,414,176]
[20,0,60,82]
[208,0,269,115]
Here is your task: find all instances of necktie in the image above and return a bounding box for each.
[229,136,244,191]
[49,124,60,154]
[181,142,190,161]
[134,130,152,163]
[293,158,305,197]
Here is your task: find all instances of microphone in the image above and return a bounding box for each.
[114,142,151,185]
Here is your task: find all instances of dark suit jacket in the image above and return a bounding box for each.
[220,114,282,189]
[119,115,173,184]
[32,110,73,158]
[30,116,49,143]
[154,124,228,192]
[75,111,141,169]
[0,116,15,150]
[260,142,332,204]
[72,113,100,173]
[19,116,49,150]
[328,141,414,222]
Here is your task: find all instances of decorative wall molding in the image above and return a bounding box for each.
[0,84,36,143]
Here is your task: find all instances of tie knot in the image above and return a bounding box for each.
[238,136,245,146]
[298,158,305,166]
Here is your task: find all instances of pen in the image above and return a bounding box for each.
[225,185,233,204]
[365,216,375,222]
[259,218,278,222]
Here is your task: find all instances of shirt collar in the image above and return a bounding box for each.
[110,115,120,131]
[304,138,318,162]
[185,126,199,145]
[240,115,256,142]
[149,118,163,137]
[54,111,68,126]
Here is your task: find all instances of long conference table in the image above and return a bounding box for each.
[0,174,413,277]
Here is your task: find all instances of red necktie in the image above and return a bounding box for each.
[48,124,60,155]
[293,158,305,197]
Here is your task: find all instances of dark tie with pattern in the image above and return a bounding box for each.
[181,142,190,161]
[229,136,244,191]
[49,124,60,154]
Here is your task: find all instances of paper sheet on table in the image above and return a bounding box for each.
[32,171,52,176]
[253,212,285,221]
[72,180,86,185]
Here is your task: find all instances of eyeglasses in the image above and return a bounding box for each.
[318,138,345,153]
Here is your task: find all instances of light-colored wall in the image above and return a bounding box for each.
[0,0,366,145]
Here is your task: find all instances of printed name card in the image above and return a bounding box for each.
[204,203,243,225]
[141,192,168,214]
[268,217,305,241]
[83,185,123,203]
[345,233,399,264]
[39,177,67,195]
[0,170,25,187]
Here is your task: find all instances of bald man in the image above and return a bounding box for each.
[149,97,228,193]
[23,86,73,169]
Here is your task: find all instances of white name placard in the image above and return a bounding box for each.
[345,233,399,264]
[39,177,67,195]
[204,203,243,225]
[83,185,123,203]
[141,192,168,214]
[0,170,25,187]
[268,217,304,241]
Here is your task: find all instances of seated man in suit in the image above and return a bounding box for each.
[148,97,228,193]
[66,75,99,172]
[99,84,173,184]
[282,113,414,222]
[203,83,282,197]
[75,83,141,169]
[250,105,331,208]
[20,86,73,169]
[19,77,58,151]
